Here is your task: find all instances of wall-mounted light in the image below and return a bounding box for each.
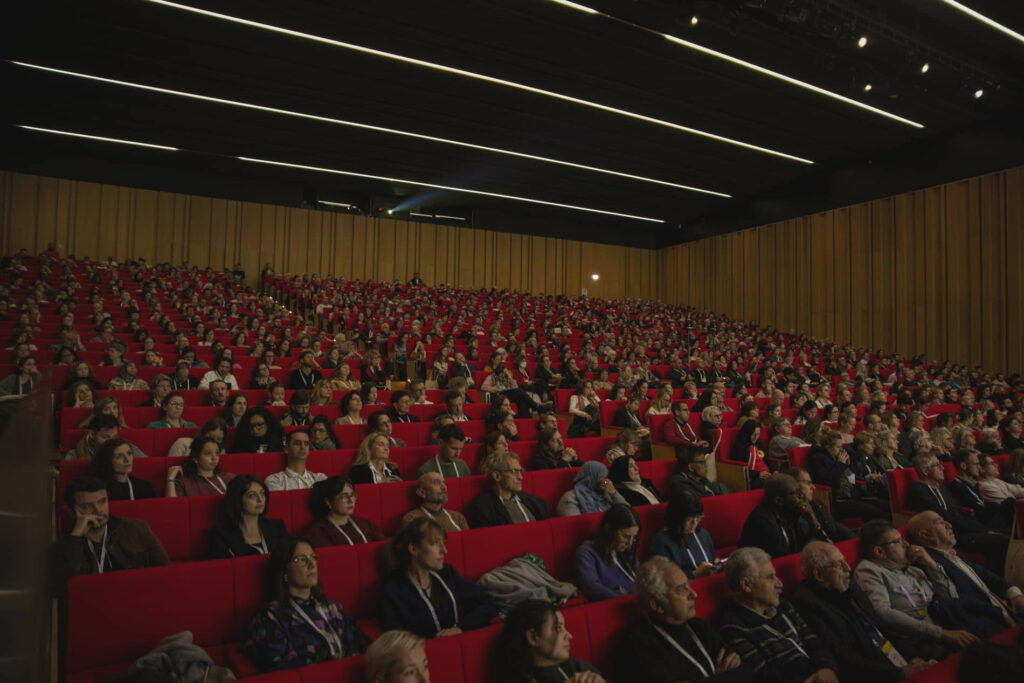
[591,273,600,281]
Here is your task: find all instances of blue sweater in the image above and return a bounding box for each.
[574,541,636,601]
[649,528,715,578]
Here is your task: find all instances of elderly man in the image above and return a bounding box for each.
[946,450,1014,529]
[739,474,835,558]
[717,547,838,683]
[619,556,745,683]
[400,472,468,533]
[264,430,326,491]
[905,452,1010,570]
[792,541,930,682]
[466,451,548,527]
[51,476,169,594]
[852,520,973,660]
[905,511,1023,635]
[417,424,470,478]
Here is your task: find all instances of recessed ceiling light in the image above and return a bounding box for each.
[237,156,668,223]
[11,61,731,198]
[141,0,812,164]
[920,62,930,74]
[937,0,1024,46]
[690,16,699,26]
[863,83,872,92]
[17,125,178,151]
[857,36,868,48]
[591,273,600,280]
[974,89,984,99]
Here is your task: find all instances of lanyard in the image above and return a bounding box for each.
[290,599,344,658]
[612,553,636,581]
[930,486,948,511]
[762,615,809,659]
[421,505,462,530]
[86,529,109,574]
[507,495,531,522]
[434,456,456,480]
[203,475,227,495]
[247,527,269,554]
[530,666,571,683]
[684,534,711,569]
[650,622,715,678]
[409,571,459,635]
[126,478,135,501]
[372,463,395,484]
[958,480,984,506]
[330,518,368,545]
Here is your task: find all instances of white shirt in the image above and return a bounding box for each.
[265,467,327,491]
[198,370,238,390]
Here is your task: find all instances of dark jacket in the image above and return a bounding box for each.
[287,368,323,390]
[51,517,170,595]
[923,546,1016,637]
[738,503,830,558]
[668,472,720,499]
[349,462,402,485]
[612,407,644,431]
[208,517,288,559]
[947,477,1014,528]
[905,481,988,535]
[614,478,662,506]
[378,563,497,637]
[619,617,751,683]
[807,446,855,500]
[530,450,582,470]
[790,580,904,683]
[466,489,549,527]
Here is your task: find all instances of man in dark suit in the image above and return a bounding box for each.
[905,453,1009,571]
[906,511,1023,635]
[792,541,930,682]
[946,450,1014,529]
[467,451,548,527]
[738,474,833,558]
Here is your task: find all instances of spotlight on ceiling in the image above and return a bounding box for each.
[863,83,873,92]
[920,62,930,74]
[974,89,984,99]
[591,273,600,281]
[690,16,699,26]
[857,36,868,48]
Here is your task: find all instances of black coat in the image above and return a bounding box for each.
[790,580,904,683]
[905,481,988,535]
[466,489,549,527]
[208,517,288,559]
[378,563,497,637]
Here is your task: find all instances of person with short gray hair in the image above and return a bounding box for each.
[718,548,838,683]
[466,452,548,527]
[620,557,744,683]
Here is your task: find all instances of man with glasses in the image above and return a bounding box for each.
[852,520,971,660]
[906,453,1010,571]
[620,556,744,683]
[783,467,854,543]
[739,474,836,558]
[466,451,548,527]
[792,541,930,682]
[265,430,326,491]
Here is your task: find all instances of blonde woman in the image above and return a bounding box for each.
[349,433,402,484]
[310,379,335,407]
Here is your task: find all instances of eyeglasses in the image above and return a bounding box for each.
[878,537,904,548]
[250,421,267,428]
[500,468,525,476]
[336,493,357,502]
[167,402,185,408]
[292,554,317,567]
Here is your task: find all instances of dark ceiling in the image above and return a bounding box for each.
[3,0,1023,248]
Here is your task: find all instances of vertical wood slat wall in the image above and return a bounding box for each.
[1,167,1021,374]
[0,171,660,302]
[659,166,1023,375]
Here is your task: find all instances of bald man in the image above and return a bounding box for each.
[906,511,1023,636]
[400,472,468,533]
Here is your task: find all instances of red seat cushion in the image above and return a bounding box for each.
[460,521,554,581]
[108,498,191,562]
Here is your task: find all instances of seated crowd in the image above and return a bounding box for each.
[3,250,1023,682]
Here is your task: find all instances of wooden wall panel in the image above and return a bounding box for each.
[657,165,1023,373]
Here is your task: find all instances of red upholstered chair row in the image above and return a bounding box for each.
[65,529,879,682]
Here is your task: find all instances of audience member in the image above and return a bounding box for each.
[532,428,582,470]
[305,476,383,547]
[947,450,1015,528]
[232,407,286,453]
[350,433,402,484]
[92,438,155,501]
[467,451,549,527]
[335,391,366,425]
[243,537,363,670]
[266,430,326,491]
[365,630,429,683]
[495,599,608,683]
[574,504,639,601]
[738,474,834,558]
[718,547,838,683]
[379,517,497,638]
[607,455,662,506]
[209,475,287,558]
[417,424,470,478]
[556,461,627,516]
[167,436,236,496]
[401,472,469,532]
[650,491,720,578]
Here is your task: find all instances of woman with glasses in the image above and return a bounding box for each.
[209,475,287,558]
[231,407,285,453]
[648,492,721,579]
[379,517,497,638]
[145,392,196,428]
[244,536,364,671]
[305,476,383,547]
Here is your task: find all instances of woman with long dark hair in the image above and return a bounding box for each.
[305,476,382,547]
[243,536,363,671]
[648,492,720,579]
[574,504,640,601]
[493,599,607,683]
[231,407,285,453]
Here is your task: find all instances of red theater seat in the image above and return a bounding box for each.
[460,521,555,581]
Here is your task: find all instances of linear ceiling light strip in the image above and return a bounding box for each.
[236,156,667,223]
[141,0,812,164]
[18,125,179,150]
[11,61,729,198]
[547,0,924,129]
[936,0,1024,45]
